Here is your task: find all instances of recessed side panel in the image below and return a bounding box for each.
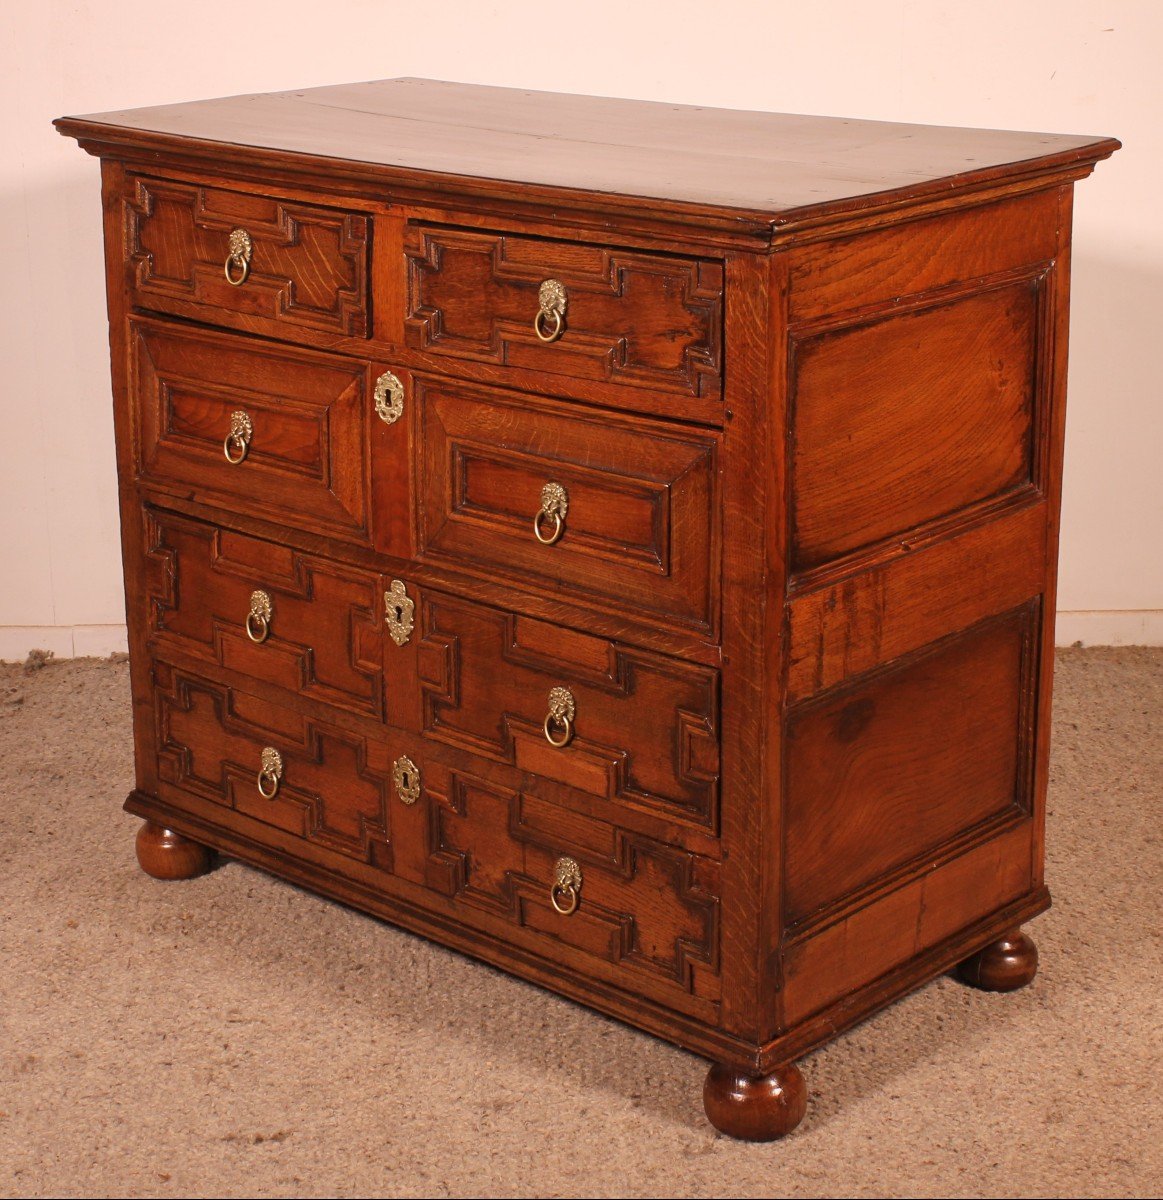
[783,605,1038,933]
[789,280,1041,575]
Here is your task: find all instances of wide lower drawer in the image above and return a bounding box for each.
[412,587,721,832]
[414,375,719,633]
[150,662,721,1013]
[130,318,372,541]
[143,508,386,721]
[125,174,370,341]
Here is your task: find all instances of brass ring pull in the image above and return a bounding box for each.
[224,228,252,286]
[245,590,272,644]
[223,410,253,465]
[543,686,576,748]
[551,856,582,915]
[257,746,283,800]
[533,482,568,546]
[534,278,567,343]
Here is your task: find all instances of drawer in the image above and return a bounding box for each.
[125,175,370,341]
[130,318,371,542]
[414,589,720,831]
[414,377,719,633]
[150,664,720,1014]
[143,509,385,721]
[152,662,398,869]
[396,755,722,1013]
[405,225,723,412]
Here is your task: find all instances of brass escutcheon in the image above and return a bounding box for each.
[223,409,253,464]
[374,371,405,425]
[224,228,253,286]
[245,589,272,644]
[384,579,415,648]
[257,746,283,799]
[551,855,582,915]
[534,278,567,343]
[543,686,576,748]
[533,481,568,546]
[392,755,421,805]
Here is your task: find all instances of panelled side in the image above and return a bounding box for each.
[773,189,1068,1038]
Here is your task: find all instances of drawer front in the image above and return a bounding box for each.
[415,377,719,633]
[143,510,385,721]
[405,225,723,407]
[125,175,370,340]
[415,589,720,831]
[394,756,721,1011]
[131,319,371,541]
[150,664,720,1013]
[152,663,397,868]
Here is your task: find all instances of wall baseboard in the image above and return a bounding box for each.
[0,625,129,663]
[1053,610,1163,647]
[2,614,1161,664]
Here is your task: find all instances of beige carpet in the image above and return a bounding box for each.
[0,649,1159,1199]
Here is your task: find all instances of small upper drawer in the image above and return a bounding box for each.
[404,225,723,414]
[414,376,719,634]
[125,175,370,341]
[130,318,371,542]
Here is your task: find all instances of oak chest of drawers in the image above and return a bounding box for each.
[56,79,1118,1139]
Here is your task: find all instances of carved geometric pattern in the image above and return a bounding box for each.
[131,321,370,541]
[405,225,722,397]
[414,378,718,634]
[427,771,719,991]
[417,592,719,828]
[126,175,369,336]
[153,664,393,866]
[142,510,383,720]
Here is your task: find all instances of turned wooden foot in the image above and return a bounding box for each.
[956,928,1039,991]
[703,1061,807,1140]
[135,821,214,880]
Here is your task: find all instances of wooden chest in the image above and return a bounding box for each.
[55,80,1118,1139]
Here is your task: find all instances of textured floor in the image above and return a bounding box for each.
[1,649,1160,1198]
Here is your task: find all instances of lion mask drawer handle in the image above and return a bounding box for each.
[551,856,582,915]
[257,746,283,799]
[245,589,273,643]
[223,409,253,464]
[224,228,253,286]
[533,482,568,546]
[534,278,567,343]
[543,686,576,748]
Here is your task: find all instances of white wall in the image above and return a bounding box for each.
[2,0,1159,659]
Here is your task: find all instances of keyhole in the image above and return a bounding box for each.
[400,770,411,791]
[393,604,404,623]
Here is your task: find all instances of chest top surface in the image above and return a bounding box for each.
[55,77,1118,234]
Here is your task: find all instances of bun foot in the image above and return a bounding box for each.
[135,821,214,880]
[703,1061,807,1141]
[957,928,1038,991]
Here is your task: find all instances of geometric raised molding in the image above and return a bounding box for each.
[126,175,369,337]
[417,592,720,829]
[405,224,722,399]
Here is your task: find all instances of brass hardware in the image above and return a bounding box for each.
[551,856,582,915]
[245,590,273,643]
[533,482,568,546]
[543,686,576,748]
[534,278,567,343]
[224,228,253,286]
[384,580,415,648]
[257,746,283,799]
[223,409,253,464]
[392,755,421,805]
[374,371,405,425]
